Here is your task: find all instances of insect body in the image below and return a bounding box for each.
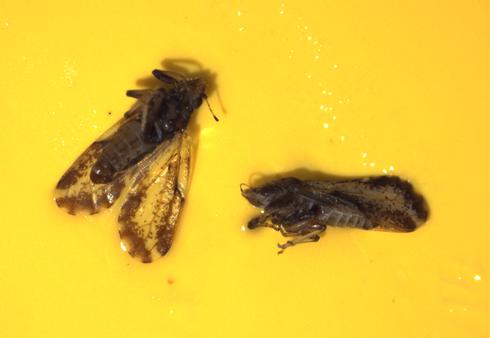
[241,176,428,253]
[55,69,211,263]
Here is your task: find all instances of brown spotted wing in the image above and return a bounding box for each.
[55,69,210,263]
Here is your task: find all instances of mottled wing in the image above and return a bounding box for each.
[306,176,429,231]
[118,132,191,263]
[54,112,141,215]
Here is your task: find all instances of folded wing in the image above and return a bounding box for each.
[118,132,191,263]
[54,113,140,215]
[306,176,428,231]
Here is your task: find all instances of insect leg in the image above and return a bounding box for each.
[278,221,322,237]
[126,89,153,98]
[277,224,326,254]
[247,214,280,231]
[278,225,307,237]
[125,95,152,119]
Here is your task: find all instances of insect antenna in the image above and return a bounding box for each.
[205,96,219,122]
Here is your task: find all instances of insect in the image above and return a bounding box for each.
[241,175,428,253]
[55,68,217,263]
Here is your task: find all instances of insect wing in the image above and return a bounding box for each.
[118,132,191,263]
[306,176,428,232]
[54,112,141,215]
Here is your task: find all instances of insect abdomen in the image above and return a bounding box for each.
[91,120,156,183]
[320,208,374,229]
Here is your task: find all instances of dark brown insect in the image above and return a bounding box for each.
[55,69,216,263]
[241,176,428,253]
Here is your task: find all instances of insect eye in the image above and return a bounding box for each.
[192,96,203,109]
[163,121,174,131]
[241,184,286,208]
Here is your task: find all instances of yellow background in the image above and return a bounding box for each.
[1,1,489,337]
